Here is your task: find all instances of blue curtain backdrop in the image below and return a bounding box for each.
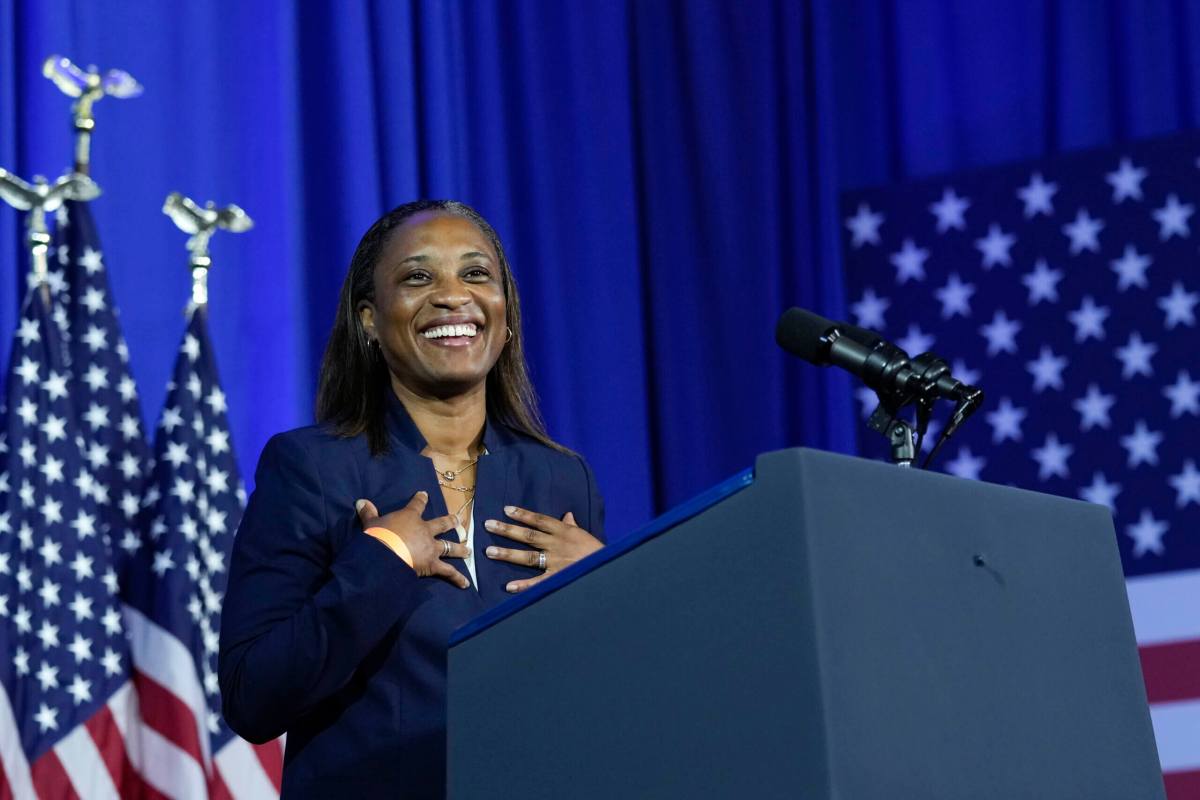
[3,0,1200,538]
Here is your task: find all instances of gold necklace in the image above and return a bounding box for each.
[435,455,480,483]
[451,494,475,528]
[431,452,480,530]
[435,474,476,508]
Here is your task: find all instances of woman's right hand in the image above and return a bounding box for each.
[356,491,470,589]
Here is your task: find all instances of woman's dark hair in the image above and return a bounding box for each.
[316,199,563,455]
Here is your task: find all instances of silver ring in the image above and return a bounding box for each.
[537,551,547,570]
[441,539,451,557]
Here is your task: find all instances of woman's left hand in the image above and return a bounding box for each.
[484,506,603,593]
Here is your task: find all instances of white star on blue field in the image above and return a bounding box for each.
[840,134,1200,577]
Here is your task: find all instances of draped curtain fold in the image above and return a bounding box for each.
[2,0,1198,537]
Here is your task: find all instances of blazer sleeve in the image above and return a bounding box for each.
[218,432,421,743]
[577,454,606,544]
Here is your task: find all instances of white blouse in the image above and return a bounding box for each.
[455,512,478,591]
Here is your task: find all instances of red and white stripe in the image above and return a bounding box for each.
[0,672,35,800]
[123,604,283,800]
[2,659,280,800]
[1127,567,1200,798]
[213,738,283,799]
[0,680,168,799]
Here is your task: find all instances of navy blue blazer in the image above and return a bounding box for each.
[218,391,604,798]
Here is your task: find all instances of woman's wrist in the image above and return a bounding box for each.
[364,526,415,568]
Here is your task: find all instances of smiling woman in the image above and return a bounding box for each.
[217,200,605,799]
[364,214,507,397]
[317,201,551,454]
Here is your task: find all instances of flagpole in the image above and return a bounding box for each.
[42,55,143,176]
[162,192,255,311]
[27,208,51,292]
[0,168,100,302]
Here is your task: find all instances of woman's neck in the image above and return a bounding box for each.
[390,377,486,458]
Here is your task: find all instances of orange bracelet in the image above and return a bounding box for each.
[364,526,414,568]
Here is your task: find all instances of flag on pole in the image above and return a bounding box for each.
[841,132,1200,797]
[121,307,282,799]
[0,288,149,799]
[54,199,153,570]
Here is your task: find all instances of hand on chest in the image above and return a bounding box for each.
[355,450,567,601]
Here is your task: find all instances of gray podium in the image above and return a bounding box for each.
[447,448,1164,799]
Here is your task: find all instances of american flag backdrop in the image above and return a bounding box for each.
[0,198,282,797]
[121,306,282,799]
[0,288,146,798]
[54,201,153,576]
[841,133,1200,798]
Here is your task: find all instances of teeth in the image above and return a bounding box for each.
[422,323,478,339]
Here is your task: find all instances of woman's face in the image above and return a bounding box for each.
[359,212,508,398]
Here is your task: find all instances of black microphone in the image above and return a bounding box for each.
[839,323,984,408]
[775,308,923,398]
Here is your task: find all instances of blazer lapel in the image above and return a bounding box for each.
[470,446,514,606]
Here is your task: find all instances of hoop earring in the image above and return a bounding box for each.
[505,326,513,343]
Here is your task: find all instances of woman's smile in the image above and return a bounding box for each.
[418,315,483,347]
